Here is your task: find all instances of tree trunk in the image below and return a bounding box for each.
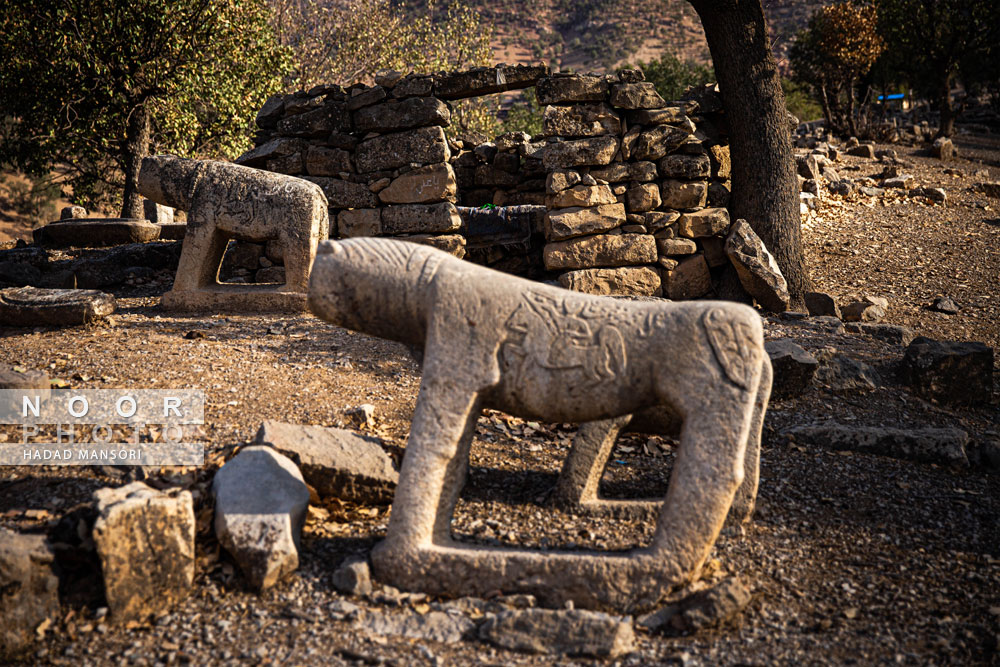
[935,73,955,138]
[846,77,858,137]
[120,103,151,219]
[689,0,811,305]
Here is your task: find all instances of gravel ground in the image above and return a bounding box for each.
[1,138,999,666]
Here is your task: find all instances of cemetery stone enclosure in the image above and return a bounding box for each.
[235,64,733,299]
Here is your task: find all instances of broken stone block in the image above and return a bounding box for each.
[679,208,730,238]
[662,254,712,299]
[541,136,619,170]
[625,183,661,213]
[638,577,751,635]
[660,180,708,210]
[627,106,689,125]
[0,286,116,326]
[883,174,915,189]
[797,155,822,180]
[632,125,691,161]
[547,184,616,208]
[815,353,880,394]
[338,209,382,238]
[545,204,625,240]
[542,103,620,137]
[546,170,582,193]
[433,64,548,100]
[901,337,994,405]
[656,238,697,256]
[804,291,841,319]
[235,137,308,168]
[841,300,886,322]
[709,144,731,179]
[33,218,162,247]
[60,204,87,219]
[357,609,476,643]
[658,153,711,179]
[304,145,353,176]
[844,322,915,347]
[381,202,462,235]
[536,74,607,105]
[212,446,310,592]
[557,266,661,297]
[143,199,174,225]
[0,529,59,659]
[725,219,790,312]
[276,102,351,137]
[765,339,819,398]
[332,556,374,596]
[543,234,657,270]
[479,609,635,658]
[255,94,284,128]
[405,233,466,258]
[92,482,195,620]
[352,97,451,133]
[784,423,969,467]
[346,84,387,111]
[609,82,665,109]
[378,163,457,204]
[255,420,398,503]
[355,126,450,173]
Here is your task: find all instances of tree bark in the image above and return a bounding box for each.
[935,72,955,138]
[120,103,151,219]
[689,0,811,305]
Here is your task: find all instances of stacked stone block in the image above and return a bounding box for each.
[239,65,733,299]
[535,73,732,298]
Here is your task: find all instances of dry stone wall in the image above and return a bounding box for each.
[238,65,732,298]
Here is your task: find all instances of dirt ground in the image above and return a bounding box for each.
[1,138,999,665]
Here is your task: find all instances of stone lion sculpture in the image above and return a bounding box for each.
[138,155,329,311]
[309,237,772,612]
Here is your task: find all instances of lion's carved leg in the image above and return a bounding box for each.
[172,214,228,291]
[281,231,314,293]
[726,357,772,529]
[648,381,757,577]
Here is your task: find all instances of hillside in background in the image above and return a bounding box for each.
[458,0,832,73]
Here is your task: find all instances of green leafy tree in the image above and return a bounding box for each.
[875,0,1000,137]
[0,0,292,218]
[271,0,498,135]
[790,2,885,136]
[502,89,543,137]
[633,52,715,102]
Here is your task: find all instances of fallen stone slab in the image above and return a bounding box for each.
[784,423,969,467]
[0,366,50,390]
[33,218,161,247]
[765,339,819,398]
[0,286,115,326]
[725,219,789,312]
[0,529,60,659]
[557,266,661,297]
[254,420,398,503]
[479,608,635,658]
[901,337,994,405]
[92,482,195,620]
[156,222,187,241]
[637,577,751,635]
[356,610,476,643]
[212,446,310,591]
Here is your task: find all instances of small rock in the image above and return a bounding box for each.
[0,529,60,659]
[255,421,397,503]
[765,339,819,399]
[931,137,956,160]
[804,291,841,319]
[92,482,195,620]
[929,296,960,314]
[841,300,886,323]
[479,608,635,658]
[638,577,751,635]
[901,337,994,405]
[212,446,310,592]
[331,556,373,596]
[847,144,876,159]
[784,423,969,467]
[0,366,50,390]
[347,403,377,429]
